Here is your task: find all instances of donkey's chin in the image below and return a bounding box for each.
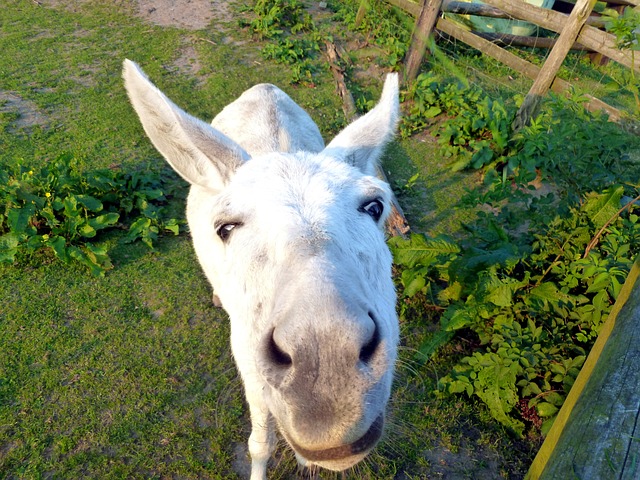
[287,414,384,472]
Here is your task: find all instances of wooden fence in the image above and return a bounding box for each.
[359,0,640,127]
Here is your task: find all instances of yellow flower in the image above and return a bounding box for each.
[42,234,49,241]
[28,170,34,175]
[45,192,51,198]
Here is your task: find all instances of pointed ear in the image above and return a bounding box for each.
[122,59,249,192]
[322,73,399,176]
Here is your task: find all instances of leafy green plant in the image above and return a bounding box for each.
[602,7,639,113]
[249,0,315,39]
[335,0,412,67]
[0,154,181,276]
[390,183,640,437]
[400,73,514,171]
[261,37,320,83]
[246,0,322,83]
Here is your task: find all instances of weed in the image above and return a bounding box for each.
[245,0,322,83]
[0,155,181,276]
[335,0,412,68]
[602,7,639,113]
[401,72,513,171]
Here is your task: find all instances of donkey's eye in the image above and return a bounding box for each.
[360,199,384,222]
[216,223,239,242]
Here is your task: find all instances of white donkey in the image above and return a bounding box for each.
[123,59,400,479]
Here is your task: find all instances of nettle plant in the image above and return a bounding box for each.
[0,155,180,275]
[391,184,640,436]
[391,85,640,436]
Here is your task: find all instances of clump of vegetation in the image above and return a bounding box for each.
[244,0,322,83]
[0,154,181,276]
[401,72,513,171]
[602,6,640,113]
[334,0,413,67]
[390,89,640,436]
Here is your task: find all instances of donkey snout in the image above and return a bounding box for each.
[259,310,382,387]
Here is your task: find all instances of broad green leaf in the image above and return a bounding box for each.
[541,416,556,436]
[471,145,494,169]
[416,329,456,363]
[63,196,79,218]
[89,213,120,231]
[473,361,524,437]
[452,245,520,279]
[0,233,20,262]
[75,194,103,212]
[439,281,463,302]
[46,236,68,263]
[441,305,474,331]
[528,282,572,304]
[125,217,151,243]
[137,189,164,201]
[581,185,624,229]
[7,203,36,234]
[485,278,526,307]
[544,392,565,407]
[402,269,427,297]
[78,223,97,238]
[423,106,442,118]
[537,402,559,417]
[389,233,459,268]
[85,243,113,273]
[163,219,180,236]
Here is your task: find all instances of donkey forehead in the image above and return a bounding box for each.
[214,153,390,220]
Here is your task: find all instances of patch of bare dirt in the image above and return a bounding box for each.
[173,41,203,79]
[137,0,233,30]
[39,0,234,30]
[0,92,49,131]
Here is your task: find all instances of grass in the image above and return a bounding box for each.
[2,0,637,478]
[0,238,245,478]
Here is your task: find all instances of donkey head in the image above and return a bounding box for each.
[123,59,399,477]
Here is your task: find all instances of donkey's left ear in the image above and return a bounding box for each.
[322,73,399,176]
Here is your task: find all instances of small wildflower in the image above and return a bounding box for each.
[42,234,49,241]
[28,170,34,175]
[45,192,51,198]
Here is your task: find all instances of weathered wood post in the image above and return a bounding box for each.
[355,0,369,28]
[512,0,598,130]
[526,256,640,479]
[403,0,444,84]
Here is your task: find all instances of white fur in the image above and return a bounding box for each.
[123,59,400,479]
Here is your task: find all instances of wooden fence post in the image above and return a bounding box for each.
[512,0,598,130]
[403,0,444,85]
[355,0,369,28]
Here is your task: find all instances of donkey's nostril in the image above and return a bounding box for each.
[267,329,292,367]
[359,312,380,364]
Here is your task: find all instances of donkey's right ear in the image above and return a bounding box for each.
[123,59,249,192]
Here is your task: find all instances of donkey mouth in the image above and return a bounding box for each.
[287,414,384,463]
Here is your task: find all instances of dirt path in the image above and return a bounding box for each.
[39,0,233,30]
[137,0,233,30]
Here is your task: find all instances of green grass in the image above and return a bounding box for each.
[0,238,245,478]
[4,0,637,478]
